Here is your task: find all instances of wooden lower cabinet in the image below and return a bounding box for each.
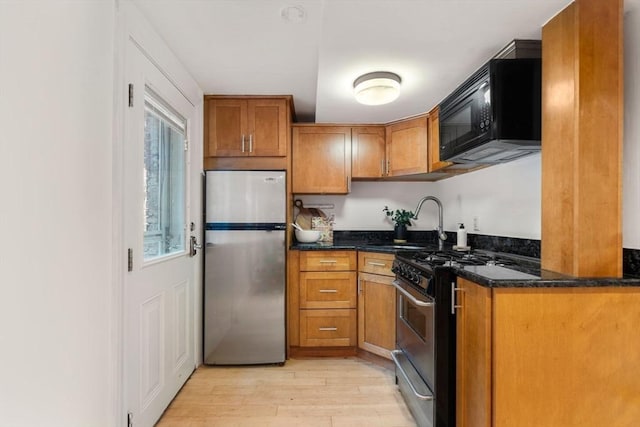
[456,278,492,427]
[357,252,396,359]
[300,271,357,309]
[299,309,357,347]
[456,277,640,427]
[296,251,357,349]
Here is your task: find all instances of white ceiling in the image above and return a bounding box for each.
[132,0,576,123]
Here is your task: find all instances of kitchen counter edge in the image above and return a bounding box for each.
[290,243,424,254]
[290,243,640,288]
[454,266,640,288]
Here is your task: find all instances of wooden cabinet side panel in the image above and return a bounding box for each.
[456,278,492,427]
[493,287,640,427]
[541,3,577,272]
[352,126,386,178]
[427,106,453,172]
[541,4,577,275]
[357,272,395,359]
[287,250,300,348]
[292,126,352,194]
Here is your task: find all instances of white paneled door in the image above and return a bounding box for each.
[124,41,196,427]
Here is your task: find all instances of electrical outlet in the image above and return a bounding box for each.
[473,216,480,231]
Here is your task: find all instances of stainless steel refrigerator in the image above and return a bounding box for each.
[203,170,286,365]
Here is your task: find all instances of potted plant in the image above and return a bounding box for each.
[383,206,415,243]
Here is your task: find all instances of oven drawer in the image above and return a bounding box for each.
[300,272,357,309]
[392,350,434,427]
[299,309,357,346]
[300,251,357,271]
[358,252,394,276]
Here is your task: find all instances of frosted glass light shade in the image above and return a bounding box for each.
[353,72,401,105]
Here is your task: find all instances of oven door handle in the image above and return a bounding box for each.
[392,280,435,307]
[391,350,434,401]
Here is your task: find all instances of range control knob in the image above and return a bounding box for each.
[411,272,420,284]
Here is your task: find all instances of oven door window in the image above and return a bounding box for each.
[399,294,434,342]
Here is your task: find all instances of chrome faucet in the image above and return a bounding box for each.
[414,196,447,250]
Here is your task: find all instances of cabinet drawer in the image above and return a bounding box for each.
[358,252,395,276]
[299,251,357,271]
[300,272,357,309]
[299,309,357,347]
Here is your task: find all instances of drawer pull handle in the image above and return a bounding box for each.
[367,261,386,267]
[318,327,338,331]
[319,260,338,264]
[318,289,338,293]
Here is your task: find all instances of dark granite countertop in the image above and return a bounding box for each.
[291,241,437,254]
[455,265,640,288]
[290,241,640,288]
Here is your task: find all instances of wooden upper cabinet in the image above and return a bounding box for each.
[386,115,429,176]
[427,106,454,172]
[292,125,352,194]
[351,126,386,178]
[205,96,289,157]
[541,0,623,277]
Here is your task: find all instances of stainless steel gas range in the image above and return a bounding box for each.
[391,249,533,427]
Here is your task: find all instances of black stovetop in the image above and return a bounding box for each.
[396,248,541,276]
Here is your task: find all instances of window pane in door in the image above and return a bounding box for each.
[143,87,187,261]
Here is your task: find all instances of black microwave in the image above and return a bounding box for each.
[439,58,541,164]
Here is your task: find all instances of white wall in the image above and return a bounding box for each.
[623,6,640,250]
[0,1,115,426]
[301,6,640,249]
[299,154,541,238]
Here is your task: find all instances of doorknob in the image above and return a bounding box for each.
[189,235,202,257]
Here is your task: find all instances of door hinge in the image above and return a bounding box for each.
[128,83,134,107]
[127,248,133,272]
[184,139,189,151]
[127,412,133,427]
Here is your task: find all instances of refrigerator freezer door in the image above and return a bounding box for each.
[205,171,286,224]
[204,229,285,364]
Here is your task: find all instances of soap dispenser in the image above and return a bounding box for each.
[456,223,468,249]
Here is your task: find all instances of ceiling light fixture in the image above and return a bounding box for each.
[353,71,402,105]
[281,5,306,23]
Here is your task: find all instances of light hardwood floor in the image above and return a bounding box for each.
[156,357,417,426]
